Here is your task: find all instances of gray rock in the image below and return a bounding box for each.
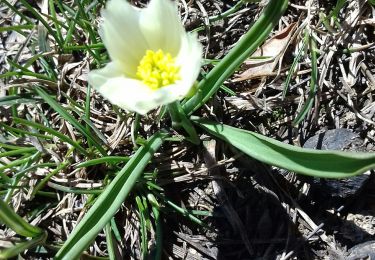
[347,240,375,260]
[303,129,369,198]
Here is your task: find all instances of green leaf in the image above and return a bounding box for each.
[34,86,106,155]
[0,200,43,237]
[75,156,129,168]
[0,232,47,259]
[183,0,289,115]
[0,94,41,106]
[17,0,63,47]
[13,117,89,156]
[293,35,318,125]
[55,130,168,259]
[193,117,375,178]
[105,224,117,260]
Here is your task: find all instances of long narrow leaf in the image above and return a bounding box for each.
[0,232,47,259]
[183,0,289,115]
[0,200,43,237]
[34,86,106,155]
[293,36,318,125]
[55,130,168,259]
[13,117,88,156]
[0,94,41,106]
[193,117,375,178]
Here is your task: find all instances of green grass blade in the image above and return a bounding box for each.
[282,33,308,98]
[152,191,207,227]
[17,0,63,47]
[13,117,89,156]
[0,94,41,106]
[63,43,105,51]
[47,182,103,195]
[49,0,63,44]
[293,36,318,125]
[150,199,162,260]
[193,117,375,178]
[0,147,37,158]
[183,0,289,115]
[105,224,117,260]
[75,156,129,168]
[55,130,168,259]
[34,86,106,155]
[0,232,47,259]
[0,24,34,32]
[0,156,31,183]
[31,161,70,199]
[0,71,53,81]
[2,0,33,24]
[0,122,53,140]
[135,196,149,259]
[0,200,43,237]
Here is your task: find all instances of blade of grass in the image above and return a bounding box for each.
[0,199,43,237]
[13,117,89,156]
[4,152,41,203]
[59,94,108,146]
[135,195,149,259]
[0,71,54,81]
[0,122,54,140]
[47,182,103,195]
[2,0,33,24]
[55,130,168,259]
[105,224,116,260]
[0,94,41,106]
[152,191,207,227]
[74,0,98,47]
[293,36,318,125]
[282,31,308,98]
[49,0,63,45]
[183,0,289,115]
[110,218,122,243]
[0,24,34,32]
[13,163,56,178]
[0,147,37,158]
[34,86,106,155]
[17,0,63,47]
[31,161,70,199]
[75,156,129,168]
[0,231,47,259]
[148,194,162,260]
[0,156,32,183]
[0,143,34,150]
[63,43,105,51]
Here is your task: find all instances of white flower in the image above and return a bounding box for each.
[88,0,202,115]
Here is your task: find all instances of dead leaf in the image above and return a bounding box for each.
[234,22,297,81]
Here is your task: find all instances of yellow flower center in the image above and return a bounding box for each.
[136,49,181,90]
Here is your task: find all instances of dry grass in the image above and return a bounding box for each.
[1,0,375,259]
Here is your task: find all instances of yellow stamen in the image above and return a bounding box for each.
[136,49,181,90]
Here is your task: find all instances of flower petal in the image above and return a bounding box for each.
[174,32,203,97]
[100,0,146,75]
[89,62,182,114]
[139,0,183,55]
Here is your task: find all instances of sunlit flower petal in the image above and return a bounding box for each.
[88,0,202,115]
[139,0,183,55]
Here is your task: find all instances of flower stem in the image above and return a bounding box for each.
[168,102,200,145]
